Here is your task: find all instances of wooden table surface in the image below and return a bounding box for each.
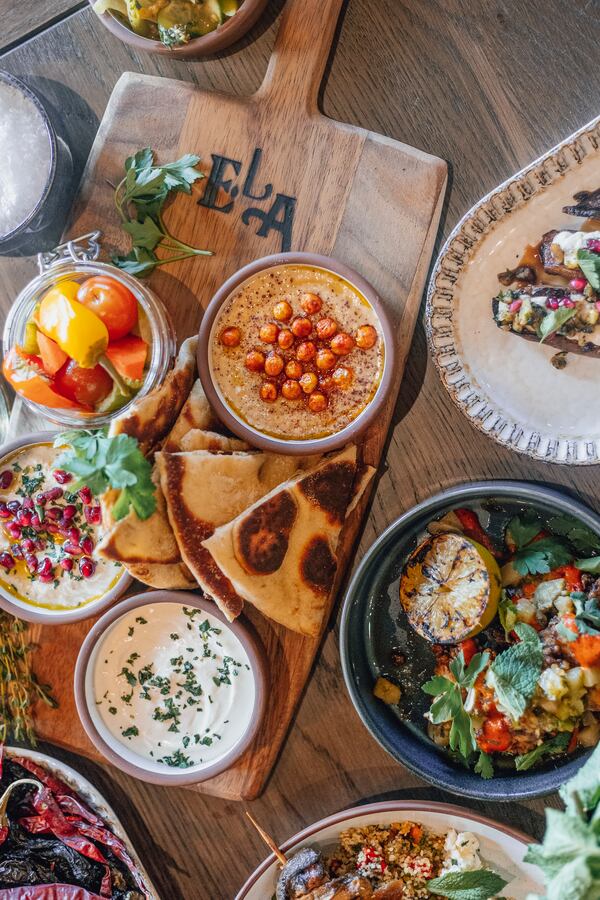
[1,1,599,897]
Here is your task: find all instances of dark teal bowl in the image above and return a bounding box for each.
[340,481,599,800]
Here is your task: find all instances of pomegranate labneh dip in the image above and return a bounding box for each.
[209,264,385,441]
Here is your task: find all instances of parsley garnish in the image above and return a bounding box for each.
[55,429,156,521]
[112,148,213,277]
[559,593,600,641]
[474,751,494,780]
[515,732,571,771]
[121,725,139,738]
[423,650,490,760]
[157,749,194,768]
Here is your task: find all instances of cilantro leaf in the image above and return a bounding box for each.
[122,216,164,251]
[486,625,542,720]
[55,430,156,521]
[498,591,518,640]
[507,512,542,549]
[577,249,600,291]
[538,306,578,342]
[427,868,508,899]
[111,246,158,277]
[474,751,494,779]
[548,515,600,555]
[515,732,571,771]
[569,594,600,638]
[512,537,572,576]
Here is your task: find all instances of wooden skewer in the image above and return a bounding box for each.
[245,810,288,867]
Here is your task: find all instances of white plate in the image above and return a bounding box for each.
[235,800,544,899]
[5,746,159,898]
[427,113,600,464]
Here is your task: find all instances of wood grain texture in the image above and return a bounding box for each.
[0,0,599,897]
[0,0,84,51]
[16,0,446,803]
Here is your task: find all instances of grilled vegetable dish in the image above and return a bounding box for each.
[0,749,149,897]
[389,504,600,779]
[93,0,243,47]
[275,821,506,900]
[492,189,600,362]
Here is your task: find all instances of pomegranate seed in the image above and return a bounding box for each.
[63,541,82,556]
[46,487,63,502]
[562,298,576,308]
[35,492,47,506]
[22,497,34,510]
[30,514,41,529]
[68,527,80,544]
[25,554,38,573]
[7,524,21,539]
[569,277,588,292]
[45,507,61,521]
[38,557,53,576]
[546,297,559,310]
[0,502,10,520]
[38,572,54,583]
[10,543,23,559]
[21,538,35,553]
[80,536,94,555]
[80,557,95,578]
[0,552,14,570]
[53,470,72,484]
[46,523,60,535]
[509,299,522,313]
[84,505,102,525]
[78,487,92,505]
[34,539,46,551]
[60,557,74,572]
[6,500,20,515]
[586,238,600,253]
[0,471,13,490]
[62,504,77,520]
[16,510,32,527]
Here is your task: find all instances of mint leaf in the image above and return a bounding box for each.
[538,306,578,342]
[475,751,494,779]
[577,248,600,291]
[515,732,570,771]
[560,743,600,814]
[427,868,508,899]
[498,591,518,640]
[513,537,572,575]
[486,627,542,720]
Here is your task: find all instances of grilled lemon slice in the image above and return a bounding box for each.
[399,532,501,643]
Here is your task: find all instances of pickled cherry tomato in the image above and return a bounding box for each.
[77,276,138,340]
[55,360,113,407]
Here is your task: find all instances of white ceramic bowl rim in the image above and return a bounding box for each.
[0,430,131,624]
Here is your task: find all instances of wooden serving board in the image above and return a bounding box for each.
[25,0,446,800]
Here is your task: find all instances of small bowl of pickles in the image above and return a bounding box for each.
[90,0,268,57]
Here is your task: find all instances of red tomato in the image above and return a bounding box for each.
[77,276,138,341]
[54,360,113,407]
[552,565,584,592]
[460,638,478,666]
[477,713,511,753]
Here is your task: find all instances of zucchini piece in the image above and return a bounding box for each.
[220,0,240,16]
[157,0,222,45]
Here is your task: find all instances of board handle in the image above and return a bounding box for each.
[256,0,345,114]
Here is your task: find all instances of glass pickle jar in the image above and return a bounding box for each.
[2,231,176,428]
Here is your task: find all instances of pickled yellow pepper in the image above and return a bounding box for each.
[37,282,109,369]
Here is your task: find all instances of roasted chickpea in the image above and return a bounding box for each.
[273,300,293,322]
[331,332,355,356]
[332,366,354,389]
[300,292,322,315]
[220,326,241,347]
[308,392,328,413]
[316,348,336,371]
[277,329,294,350]
[316,317,337,340]
[245,350,265,372]
[264,352,284,377]
[260,382,278,402]
[285,359,303,380]
[299,372,318,394]
[291,316,313,338]
[355,324,378,349]
[281,379,302,400]
[319,375,336,393]
[296,341,316,362]
[259,322,279,343]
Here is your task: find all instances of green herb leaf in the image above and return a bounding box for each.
[474,751,494,779]
[498,591,518,640]
[515,732,571,771]
[577,249,600,291]
[576,556,600,573]
[486,625,542,721]
[512,537,572,576]
[538,306,578,343]
[56,429,156,521]
[507,513,542,549]
[427,868,508,899]
[569,595,600,638]
[559,742,600,815]
[548,515,600,556]
[122,216,164,251]
[111,246,159,277]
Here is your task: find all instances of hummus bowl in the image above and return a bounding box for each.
[198,253,395,455]
[0,431,131,624]
[75,591,267,785]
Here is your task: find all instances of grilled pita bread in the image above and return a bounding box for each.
[157,451,317,619]
[124,561,196,590]
[201,446,358,636]
[163,379,218,452]
[179,430,249,453]
[109,335,197,455]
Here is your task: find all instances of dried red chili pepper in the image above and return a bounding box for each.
[1,887,104,899]
[67,818,148,895]
[455,508,499,557]
[10,756,76,798]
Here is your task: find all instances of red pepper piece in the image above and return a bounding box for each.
[11,756,76,798]
[57,794,105,828]
[0,887,104,899]
[454,508,499,557]
[568,727,579,754]
[66,818,148,895]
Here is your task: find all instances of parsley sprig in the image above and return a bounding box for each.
[423,650,490,760]
[558,593,600,642]
[507,513,573,576]
[112,148,213,277]
[55,428,156,521]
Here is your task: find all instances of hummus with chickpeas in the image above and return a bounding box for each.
[210,264,385,441]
